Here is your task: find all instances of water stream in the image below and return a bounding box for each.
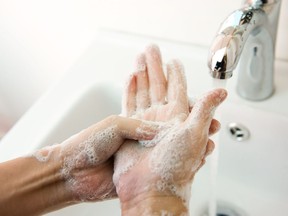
[209,79,227,216]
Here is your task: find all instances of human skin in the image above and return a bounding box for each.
[0,115,160,215]
[113,45,227,215]
[0,45,226,216]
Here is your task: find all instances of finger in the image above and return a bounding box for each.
[122,74,137,117]
[70,115,159,148]
[166,59,189,111]
[186,88,227,129]
[115,115,159,140]
[135,54,150,110]
[60,115,159,167]
[145,44,167,104]
[209,119,221,136]
[204,139,215,157]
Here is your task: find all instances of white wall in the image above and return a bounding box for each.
[98,0,288,60]
[0,0,101,131]
[0,0,287,134]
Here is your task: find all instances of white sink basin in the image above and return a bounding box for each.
[37,84,122,148]
[1,30,288,215]
[191,102,288,216]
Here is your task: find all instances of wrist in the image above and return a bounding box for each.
[34,144,76,201]
[29,145,77,211]
[121,193,189,216]
[116,166,192,215]
[117,175,191,216]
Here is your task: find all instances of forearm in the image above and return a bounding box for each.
[0,146,75,216]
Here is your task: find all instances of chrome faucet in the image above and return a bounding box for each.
[208,0,281,101]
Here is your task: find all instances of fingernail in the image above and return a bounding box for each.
[167,59,185,76]
[212,122,221,132]
[145,44,162,63]
[206,148,214,156]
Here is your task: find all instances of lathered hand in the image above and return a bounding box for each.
[114,44,227,215]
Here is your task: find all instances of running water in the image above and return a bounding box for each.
[209,78,227,216]
[212,78,228,90]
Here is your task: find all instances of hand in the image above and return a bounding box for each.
[113,45,227,215]
[0,114,160,215]
[35,115,159,202]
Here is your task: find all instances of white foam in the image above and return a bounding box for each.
[113,139,147,190]
[61,125,118,169]
[58,125,122,201]
[146,118,208,210]
[138,122,171,147]
[32,145,57,162]
[134,56,146,72]
[160,210,175,216]
[136,90,150,109]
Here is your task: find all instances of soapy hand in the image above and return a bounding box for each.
[33,115,159,202]
[113,45,227,215]
[0,44,226,216]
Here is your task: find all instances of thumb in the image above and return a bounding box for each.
[115,115,160,140]
[185,88,227,129]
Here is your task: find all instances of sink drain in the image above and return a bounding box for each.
[200,202,246,216]
[200,207,240,216]
[228,123,250,142]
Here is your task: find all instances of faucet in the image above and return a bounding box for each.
[208,0,281,101]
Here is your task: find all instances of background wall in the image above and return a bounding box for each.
[0,0,287,136]
[98,0,288,60]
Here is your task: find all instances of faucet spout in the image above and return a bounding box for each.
[208,0,281,100]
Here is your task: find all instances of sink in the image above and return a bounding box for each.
[1,30,287,215]
[190,102,288,216]
[37,84,122,148]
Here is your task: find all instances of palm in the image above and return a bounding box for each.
[113,45,225,203]
[138,103,185,122]
[114,45,189,198]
